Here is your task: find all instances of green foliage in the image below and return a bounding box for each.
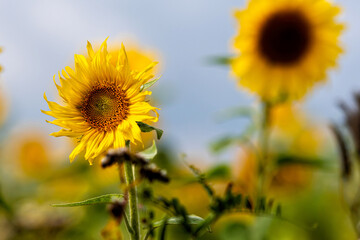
[206,56,233,65]
[0,194,12,215]
[219,222,251,240]
[210,136,242,154]
[138,140,158,160]
[137,121,164,140]
[152,215,205,229]
[276,155,328,169]
[205,164,231,180]
[216,106,253,122]
[210,125,255,154]
[52,194,124,207]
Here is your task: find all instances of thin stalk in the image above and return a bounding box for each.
[0,184,13,218]
[124,141,140,240]
[256,101,271,209]
[124,212,134,235]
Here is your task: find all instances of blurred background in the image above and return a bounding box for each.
[0,0,358,160]
[0,0,359,239]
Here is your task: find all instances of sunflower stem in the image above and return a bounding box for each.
[124,142,140,240]
[257,101,271,210]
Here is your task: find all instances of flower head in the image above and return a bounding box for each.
[43,39,159,164]
[231,0,344,101]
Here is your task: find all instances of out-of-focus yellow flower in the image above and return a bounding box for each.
[109,45,157,76]
[234,147,313,198]
[8,130,52,179]
[231,0,344,101]
[43,39,160,164]
[233,147,258,199]
[269,164,312,194]
[269,103,304,135]
[19,139,50,178]
[0,87,8,127]
[234,104,325,197]
[101,219,122,240]
[270,103,325,157]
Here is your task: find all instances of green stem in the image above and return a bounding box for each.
[257,101,271,209]
[124,142,140,240]
[124,212,134,235]
[0,184,13,218]
[193,212,217,237]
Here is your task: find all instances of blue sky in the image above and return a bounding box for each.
[0,0,358,161]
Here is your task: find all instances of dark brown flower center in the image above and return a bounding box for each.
[258,11,311,65]
[81,86,129,131]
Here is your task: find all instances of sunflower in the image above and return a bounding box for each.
[0,88,8,127]
[231,0,344,101]
[43,39,159,164]
[108,44,160,152]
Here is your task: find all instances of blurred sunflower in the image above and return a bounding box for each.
[5,128,72,180]
[0,88,8,127]
[231,0,344,101]
[0,47,2,72]
[0,48,8,127]
[233,104,326,197]
[109,44,158,76]
[17,137,50,178]
[6,129,52,180]
[43,39,159,164]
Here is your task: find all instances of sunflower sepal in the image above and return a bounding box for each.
[137,140,158,160]
[140,76,161,92]
[136,121,163,140]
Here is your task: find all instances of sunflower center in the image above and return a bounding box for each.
[81,86,129,131]
[258,11,311,65]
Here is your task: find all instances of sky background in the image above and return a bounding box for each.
[0,0,359,162]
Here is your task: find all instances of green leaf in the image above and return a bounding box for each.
[140,76,161,92]
[210,125,255,154]
[276,155,328,169]
[205,164,231,179]
[219,222,251,240]
[136,122,163,140]
[138,140,157,160]
[158,217,169,240]
[52,194,124,207]
[0,196,12,214]
[210,136,239,153]
[206,56,233,65]
[216,106,253,122]
[152,215,205,229]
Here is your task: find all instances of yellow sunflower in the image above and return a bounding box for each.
[0,88,8,127]
[107,43,160,152]
[231,0,344,101]
[43,39,159,164]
